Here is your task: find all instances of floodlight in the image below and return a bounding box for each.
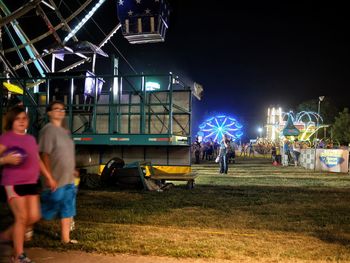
[145,81,160,91]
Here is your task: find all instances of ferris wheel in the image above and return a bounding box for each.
[0,0,170,80]
[197,115,243,142]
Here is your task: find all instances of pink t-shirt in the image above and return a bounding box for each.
[0,131,40,186]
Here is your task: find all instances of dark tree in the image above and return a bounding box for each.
[296,98,339,125]
[332,108,350,146]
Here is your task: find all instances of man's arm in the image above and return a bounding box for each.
[41,152,51,173]
[40,152,57,191]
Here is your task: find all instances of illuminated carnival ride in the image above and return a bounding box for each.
[266,107,329,142]
[0,0,200,190]
[197,115,243,142]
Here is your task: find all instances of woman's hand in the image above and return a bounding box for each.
[1,152,22,165]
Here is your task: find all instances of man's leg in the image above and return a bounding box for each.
[61,217,71,243]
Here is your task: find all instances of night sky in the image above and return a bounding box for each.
[107,1,350,139]
[3,1,350,139]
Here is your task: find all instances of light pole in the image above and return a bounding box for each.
[315,96,325,142]
[258,127,263,139]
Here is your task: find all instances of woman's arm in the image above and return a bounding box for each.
[0,144,22,166]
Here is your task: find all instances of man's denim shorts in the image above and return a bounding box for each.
[41,183,76,220]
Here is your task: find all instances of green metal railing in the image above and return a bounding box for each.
[1,73,192,146]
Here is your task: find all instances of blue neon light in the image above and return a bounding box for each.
[64,0,106,43]
[1,2,45,76]
[197,115,243,142]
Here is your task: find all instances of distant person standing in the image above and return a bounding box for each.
[218,134,230,174]
[228,140,236,163]
[193,137,201,164]
[206,141,214,161]
[248,142,255,157]
[271,143,277,164]
[275,143,282,165]
[0,106,56,263]
[282,139,290,166]
[39,101,79,244]
[240,143,246,157]
[201,141,208,160]
[292,139,301,166]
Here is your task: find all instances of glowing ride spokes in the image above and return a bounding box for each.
[197,115,243,142]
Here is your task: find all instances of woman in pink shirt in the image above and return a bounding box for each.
[0,106,57,263]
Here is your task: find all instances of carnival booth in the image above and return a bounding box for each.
[279,112,349,173]
[300,148,349,173]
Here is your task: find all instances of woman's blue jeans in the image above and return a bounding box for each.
[219,154,228,174]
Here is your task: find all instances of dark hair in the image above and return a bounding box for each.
[46,100,65,113]
[5,106,26,131]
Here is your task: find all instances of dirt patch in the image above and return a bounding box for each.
[25,248,340,263]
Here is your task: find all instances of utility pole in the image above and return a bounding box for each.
[315,96,325,142]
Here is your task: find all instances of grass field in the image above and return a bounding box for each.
[1,156,350,262]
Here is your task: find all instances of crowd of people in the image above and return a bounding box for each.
[192,135,238,174]
[192,137,279,166]
[238,142,255,157]
[192,137,236,165]
[192,135,341,172]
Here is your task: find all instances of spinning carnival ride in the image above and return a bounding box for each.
[197,115,243,142]
[0,0,195,182]
[266,107,328,142]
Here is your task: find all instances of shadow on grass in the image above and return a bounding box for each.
[315,231,350,246]
[1,160,349,251]
[63,183,350,247]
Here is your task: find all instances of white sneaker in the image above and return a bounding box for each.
[11,252,34,263]
[70,218,75,232]
[24,229,33,242]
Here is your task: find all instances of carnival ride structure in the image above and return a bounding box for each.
[265,107,329,142]
[197,115,243,143]
[0,0,196,188]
